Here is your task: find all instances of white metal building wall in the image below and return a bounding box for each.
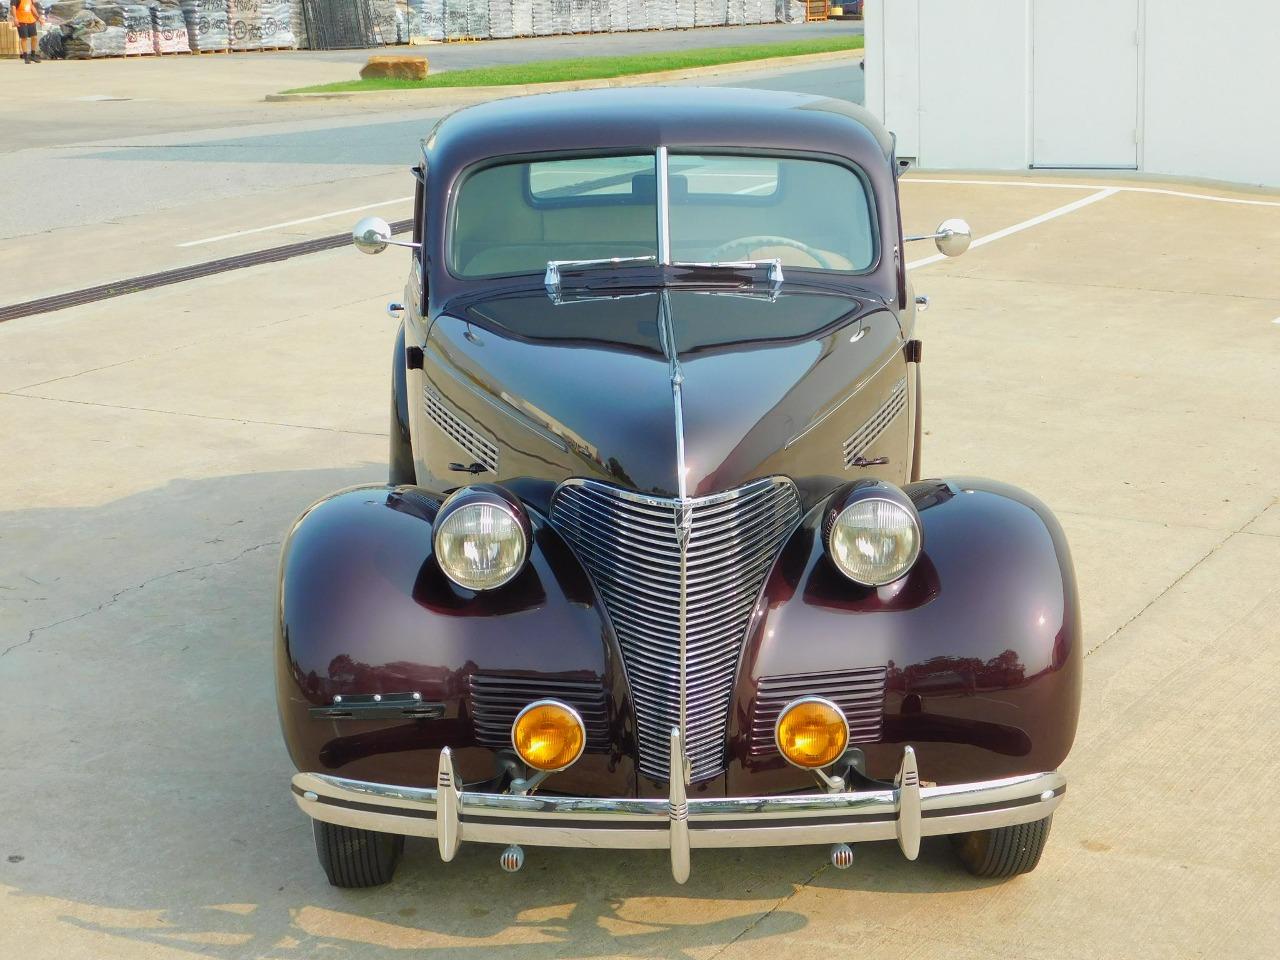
[865,0,1280,188]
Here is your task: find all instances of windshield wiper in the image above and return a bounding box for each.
[670,258,784,289]
[544,256,657,298]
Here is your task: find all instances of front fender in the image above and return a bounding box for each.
[274,484,635,794]
[728,478,1082,791]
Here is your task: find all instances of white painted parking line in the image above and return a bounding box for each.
[904,178,1280,208]
[907,187,1119,270]
[177,197,414,248]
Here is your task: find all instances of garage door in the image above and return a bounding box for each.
[1032,0,1139,168]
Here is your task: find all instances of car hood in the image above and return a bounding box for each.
[427,285,898,501]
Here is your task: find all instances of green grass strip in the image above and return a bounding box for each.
[284,35,863,94]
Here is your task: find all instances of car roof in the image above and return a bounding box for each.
[424,87,896,173]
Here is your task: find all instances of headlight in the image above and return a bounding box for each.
[433,485,529,591]
[775,697,849,769]
[826,482,922,586]
[512,700,586,772]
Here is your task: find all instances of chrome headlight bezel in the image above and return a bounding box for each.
[432,484,531,591]
[824,481,923,587]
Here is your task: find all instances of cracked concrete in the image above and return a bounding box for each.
[1,141,1279,958]
[1,542,279,660]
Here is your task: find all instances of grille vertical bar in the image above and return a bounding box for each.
[550,477,802,782]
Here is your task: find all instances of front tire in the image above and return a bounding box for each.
[950,816,1052,878]
[312,820,405,888]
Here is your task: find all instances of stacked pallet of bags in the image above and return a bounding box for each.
[511,0,529,35]
[694,0,725,26]
[487,0,512,39]
[182,0,228,50]
[776,0,803,22]
[532,0,568,36]
[62,9,125,57]
[588,0,607,32]
[441,0,485,40]
[228,0,260,49]
[120,3,154,52]
[257,0,293,46]
[414,0,444,40]
[370,0,397,42]
[288,0,307,47]
[152,2,190,50]
[606,0,624,31]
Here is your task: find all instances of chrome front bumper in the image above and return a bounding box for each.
[292,730,1065,883]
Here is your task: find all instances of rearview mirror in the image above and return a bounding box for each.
[353,216,393,255]
[904,218,973,257]
[933,218,972,257]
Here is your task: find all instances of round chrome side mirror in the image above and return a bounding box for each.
[352,216,393,255]
[934,218,972,258]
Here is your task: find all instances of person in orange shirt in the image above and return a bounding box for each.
[9,0,44,64]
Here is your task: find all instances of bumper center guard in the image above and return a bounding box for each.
[293,728,1065,883]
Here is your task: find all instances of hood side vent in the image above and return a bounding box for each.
[843,377,907,469]
[424,385,499,473]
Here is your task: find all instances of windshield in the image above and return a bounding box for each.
[450,151,876,279]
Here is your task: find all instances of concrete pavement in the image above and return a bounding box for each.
[1,171,1278,959]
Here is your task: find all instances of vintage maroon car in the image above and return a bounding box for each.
[275,88,1081,887]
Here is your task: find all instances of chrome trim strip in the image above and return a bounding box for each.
[658,289,691,777]
[656,146,671,266]
[292,758,1066,884]
[783,347,901,450]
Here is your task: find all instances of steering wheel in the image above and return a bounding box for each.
[707,235,834,270]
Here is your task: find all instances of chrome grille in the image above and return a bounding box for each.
[550,477,802,782]
[468,674,609,752]
[843,377,907,468]
[423,385,499,473]
[750,667,888,756]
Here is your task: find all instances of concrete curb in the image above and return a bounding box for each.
[265,48,864,104]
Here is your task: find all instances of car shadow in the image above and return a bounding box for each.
[0,465,1006,960]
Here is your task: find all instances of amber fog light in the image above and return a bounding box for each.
[774,697,849,769]
[512,700,586,772]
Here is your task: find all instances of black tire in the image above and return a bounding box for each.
[950,816,1052,878]
[312,820,405,888]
